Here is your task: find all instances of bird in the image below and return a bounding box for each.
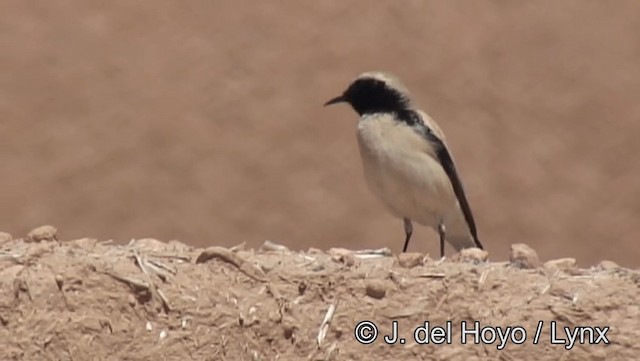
[324,71,483,257]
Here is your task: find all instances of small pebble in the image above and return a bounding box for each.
[365,280,388,299]
[455,248,489,264]
[329,248,357,267]
[597,260,619,271]
[0,232,13,243]
[27,225,58,242]
[509,243,541,269]
[395,252,423,268]
[260,240,290,252]
[544,258,576,272]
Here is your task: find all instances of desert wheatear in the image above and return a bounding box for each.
[324,71,483,257]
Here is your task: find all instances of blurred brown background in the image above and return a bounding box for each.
[1,1,639,267]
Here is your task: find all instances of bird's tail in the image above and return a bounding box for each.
[442,213,482,252]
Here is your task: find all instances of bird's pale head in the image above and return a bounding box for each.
[324,72,412,115]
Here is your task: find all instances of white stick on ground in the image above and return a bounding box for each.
[317,302,337,348]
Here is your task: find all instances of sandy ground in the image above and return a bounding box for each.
[0,227,638,361]
[1,2,640,268]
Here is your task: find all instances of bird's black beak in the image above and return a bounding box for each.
[324,95,346,106]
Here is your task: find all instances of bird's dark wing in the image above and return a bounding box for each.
[400,110,483,249]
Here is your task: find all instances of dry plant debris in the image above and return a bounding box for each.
[0,226,638,360]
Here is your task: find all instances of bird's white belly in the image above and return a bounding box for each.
[356,117,456,229]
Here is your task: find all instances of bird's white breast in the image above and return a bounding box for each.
[355,113,457,228]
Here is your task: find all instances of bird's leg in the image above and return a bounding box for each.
[438,223,446,258]
[402,218,413,253]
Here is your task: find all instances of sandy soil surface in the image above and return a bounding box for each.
[0,227,638,361]
[1,2,640,268]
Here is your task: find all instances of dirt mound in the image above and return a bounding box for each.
[0,226,637,361]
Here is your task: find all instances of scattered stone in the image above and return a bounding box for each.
[0,232,13,244]
[509,243,541,269]
[395,252,423,268]
[260,240,290,252]
[26,225,58,243]
[332,252,357,267]
[328,248,357,267]
[597,260,620,271]
[544,258,576,272]
[454,248,489,264]
[365,280,388,299]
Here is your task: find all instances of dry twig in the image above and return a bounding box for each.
[104,272,150,291]
[354,248,392,257]
[133,250,172,312]
[418,272,446,279]
[195,246,267,282]
[317,302,337,348]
